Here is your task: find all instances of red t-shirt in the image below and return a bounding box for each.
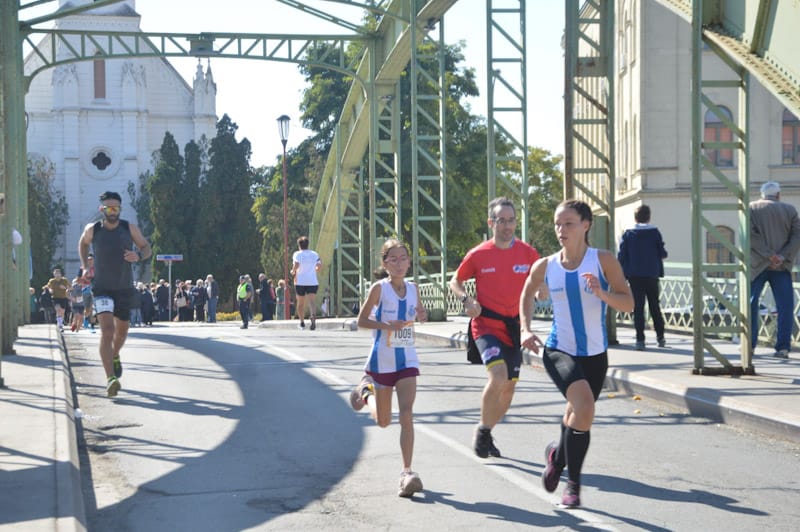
[455,239,540,346]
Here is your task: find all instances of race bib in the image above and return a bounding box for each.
[387,323,415,347]
[94,296,115,314]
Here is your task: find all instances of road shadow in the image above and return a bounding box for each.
[70,332,367,531]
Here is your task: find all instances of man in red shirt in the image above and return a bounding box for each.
[449,197,540,458]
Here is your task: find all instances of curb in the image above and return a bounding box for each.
[418,329,800,444]
[52,330,87,532]
[605,366,800,444]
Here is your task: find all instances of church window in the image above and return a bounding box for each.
[91,151,111,171]
[782,108,800,165]
[704,106,734,167]
[94,54,106,99]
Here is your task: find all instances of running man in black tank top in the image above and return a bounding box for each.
[78,191,151,397]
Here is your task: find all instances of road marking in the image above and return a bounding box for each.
[265,341,619,530]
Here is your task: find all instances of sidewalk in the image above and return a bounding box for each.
[413,316,800,444]
[1,319,798,531]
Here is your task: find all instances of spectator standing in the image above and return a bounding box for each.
[292,236,322,330]
[78,190,152,397]
[30,287,40,323]
[46,267,71,330]
[205,274,219,323]
[155,279,170,321]
[449,197,540,459]
[192,279,207,322]
[750,181,800,359]
[140,282,155,326]
[276,279,287,320]
[237,275,253,329]
[129,282,143,327]
[175,281,192,322]
[257,273,276,321]
[617,204,668,350]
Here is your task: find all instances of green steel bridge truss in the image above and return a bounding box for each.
[3,0,800,379]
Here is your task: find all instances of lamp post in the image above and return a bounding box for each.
[277,115,291,320]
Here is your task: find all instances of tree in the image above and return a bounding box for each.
[192,114,259,306]
[526,147,564,257]
[147,132,185,280]
[127,169,153,240]
[27,155,69,288]
[180,139,204,271]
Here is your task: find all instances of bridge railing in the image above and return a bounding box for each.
[414,263,799,347]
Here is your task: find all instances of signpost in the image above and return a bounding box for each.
[156,254,183,321]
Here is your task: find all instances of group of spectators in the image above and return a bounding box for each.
[139,275,221,324]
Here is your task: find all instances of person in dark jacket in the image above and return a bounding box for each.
[140,283,155,326]
[617,204,668,350]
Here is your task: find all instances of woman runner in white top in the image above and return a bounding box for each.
[519,200,633,509]
[349,238,428,498]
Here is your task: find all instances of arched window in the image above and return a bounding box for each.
[704,106,734,167]
[782,108,800,165]
[93,54,106,99]
[707,226,735,278]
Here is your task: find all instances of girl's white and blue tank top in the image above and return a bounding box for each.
[365,278,420,373]
[545,247,609,357]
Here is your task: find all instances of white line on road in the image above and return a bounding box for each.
[264,340,619,530]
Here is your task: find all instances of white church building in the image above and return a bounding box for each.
[24,0,218,276]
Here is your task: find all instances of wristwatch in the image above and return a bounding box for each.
[460,294,469,303]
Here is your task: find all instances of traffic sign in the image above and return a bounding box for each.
[156,254,183,261]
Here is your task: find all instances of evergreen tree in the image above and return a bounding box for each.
[27,155,69,288]
[181,139,204,270]
[193,114,259,306]
[147,132,185,280]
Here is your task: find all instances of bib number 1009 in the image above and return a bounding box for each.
[387,325,415,347]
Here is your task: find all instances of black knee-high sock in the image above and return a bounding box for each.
[555,421,568,468]
[565,427,591,484]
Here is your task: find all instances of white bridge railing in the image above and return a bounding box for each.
[414,263,800,347]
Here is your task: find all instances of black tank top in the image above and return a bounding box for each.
[92,220,134,291]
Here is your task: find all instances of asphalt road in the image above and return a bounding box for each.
[65,324,800,531]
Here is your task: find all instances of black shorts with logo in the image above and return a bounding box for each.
[92,287,136,321]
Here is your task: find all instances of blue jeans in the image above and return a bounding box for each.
[751,269,794,352]
[207,297,218,322]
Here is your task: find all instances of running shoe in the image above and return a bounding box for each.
[349,374,375,411]
[657,337,666,348]
[106,376,121,398]
[299,321,306,330]
[774,349,789,359]
[113,357,123,378]
[560,481,580,508]
[310,316,316,331]
[473,426,496,458]
[398,471,423,497]
[542,441,564,492]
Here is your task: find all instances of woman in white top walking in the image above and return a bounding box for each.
[349,238,427,497]
[519,199,633,508]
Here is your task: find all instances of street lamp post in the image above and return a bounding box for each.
[277,115,291,320]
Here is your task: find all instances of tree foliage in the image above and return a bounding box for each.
[147,132,185,280]
[192,114,259,303]
[27,155,69,287]
[526,147,564,257]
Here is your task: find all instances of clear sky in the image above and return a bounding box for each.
[27,0,566,168]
